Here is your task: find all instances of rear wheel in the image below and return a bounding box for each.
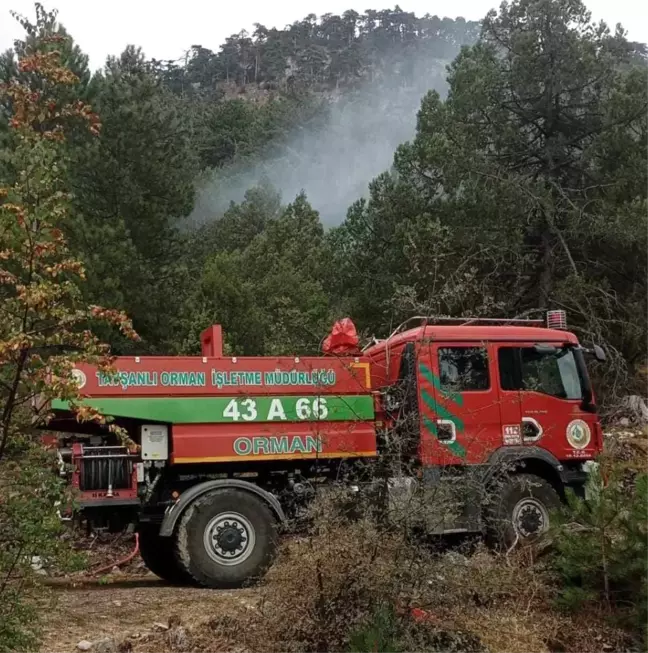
[175,488,278,589]
[138,523,193,585]
[486,473,561,549]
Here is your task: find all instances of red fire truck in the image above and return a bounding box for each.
[45,311,605,588]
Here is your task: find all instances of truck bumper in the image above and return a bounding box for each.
[560,460,598,499]
[561,460,599,500]
[581,460,599,501]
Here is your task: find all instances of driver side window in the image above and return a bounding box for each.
[438,347,490,392]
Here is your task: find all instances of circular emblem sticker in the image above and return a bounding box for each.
[566,419,591,449]
[71,368,87,389]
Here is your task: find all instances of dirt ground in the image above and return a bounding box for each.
[39,576,257,653]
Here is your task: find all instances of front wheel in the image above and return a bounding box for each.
[175,488,278,588]
[486,473,561,549]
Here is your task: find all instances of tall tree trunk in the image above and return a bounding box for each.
[538,230,553,308]
[0,348,28,463]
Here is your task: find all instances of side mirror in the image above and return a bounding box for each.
[593,344,606,362]
[582,344,606,362]
[533,343,558,355]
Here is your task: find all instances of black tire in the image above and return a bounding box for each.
[175,489,278,589]
[485,473,561,549]
[138,523,194,585]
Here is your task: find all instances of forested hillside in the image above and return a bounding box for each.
[0,1,647,650]
[2,1,646,396]
[169,10,481,225]
[0,5,483,352]
[152,9,480,91]
[1,0,645,392]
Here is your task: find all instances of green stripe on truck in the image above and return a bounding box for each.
[51,395,375,424]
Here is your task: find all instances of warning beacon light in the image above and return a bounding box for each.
[546,310,567,330]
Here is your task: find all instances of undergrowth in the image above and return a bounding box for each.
[201,483,638,653]
[550,450,648,649]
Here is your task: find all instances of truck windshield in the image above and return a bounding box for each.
[521,347,583,399]
[499,346,583,400]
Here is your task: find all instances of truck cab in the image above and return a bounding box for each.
[363,311,604,544]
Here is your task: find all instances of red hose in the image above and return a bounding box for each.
[90,532,140,577]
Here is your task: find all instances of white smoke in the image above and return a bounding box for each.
[188,55,453,227]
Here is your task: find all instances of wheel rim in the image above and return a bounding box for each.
[203,512,256,566]
[512,498,549,538]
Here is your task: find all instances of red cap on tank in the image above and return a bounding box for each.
[322,318,360,355]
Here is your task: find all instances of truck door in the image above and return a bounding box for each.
[495,344,599,460]
[495,345,525,447]
[417,341,502,466]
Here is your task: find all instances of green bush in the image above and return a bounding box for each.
[348,605,488,653]
[348,604,404,653]
[0,438,84,652]
[551,462,648,646]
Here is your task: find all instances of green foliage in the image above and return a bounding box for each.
[0,10,135,651]
[551,464,648,645]
[194,92,324,171]
[331,0,647,401]
[0,5,499,361]
[66,46,198,354]
[178,187,330,356]
[348,604,403,652]
[0,440,81,652]
[150,11,479,93]
[200,181,283,253]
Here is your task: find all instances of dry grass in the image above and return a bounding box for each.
[42,451,646,652]
[38,581,257,653]
[130,530,632,653]
[236,514,428,651]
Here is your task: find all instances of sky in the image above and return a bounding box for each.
[0,0,646,70]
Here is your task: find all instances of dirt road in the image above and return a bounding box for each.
[39,576,257,653]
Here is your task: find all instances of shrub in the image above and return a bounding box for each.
[241,488,430,652]
[226,487,539,653]
[0,437,84,652]
[551,460,648,646]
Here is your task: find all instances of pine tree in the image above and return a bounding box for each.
[67,46,198,353]
[331,0,647,396]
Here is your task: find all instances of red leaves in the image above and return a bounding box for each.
[90,306,139,341]
[1,203,22,214]
[5,48,101,142]
[0,30,138,435]
[17,51,78,86]
[0,270,17,285]
[44,259,85,278]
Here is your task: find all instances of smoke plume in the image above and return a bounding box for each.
[188,55,453,227]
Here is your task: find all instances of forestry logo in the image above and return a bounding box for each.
[71,368,87,389]
[566,419,591,449]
